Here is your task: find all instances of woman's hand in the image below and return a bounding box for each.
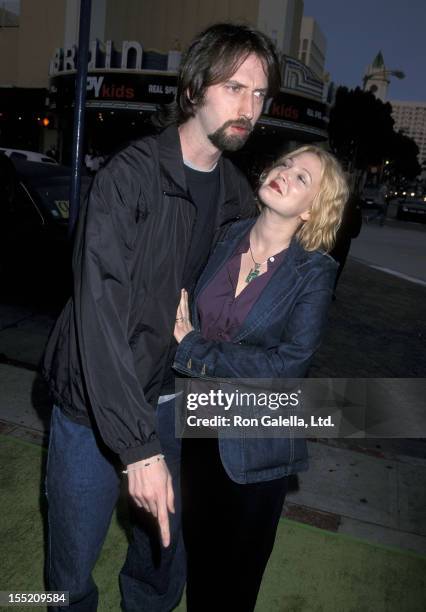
[174,289,194,343]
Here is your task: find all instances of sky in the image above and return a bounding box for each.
[303,0,425,102]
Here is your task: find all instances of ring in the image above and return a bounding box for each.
[175,317,184,322]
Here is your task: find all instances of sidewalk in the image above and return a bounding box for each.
[1,257,425,556]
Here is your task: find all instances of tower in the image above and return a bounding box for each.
[363,51,390,101]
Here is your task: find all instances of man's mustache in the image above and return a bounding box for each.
[221,118,253,132]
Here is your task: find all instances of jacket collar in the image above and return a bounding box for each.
[157,125,242,213]
[157,125,188,196]
[192,218,315,338]
[205,217,312,271]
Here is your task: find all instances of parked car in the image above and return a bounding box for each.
[0,147,58,164]
[397,190,424,203]
[0,154,91,307]
[396,198,426,223]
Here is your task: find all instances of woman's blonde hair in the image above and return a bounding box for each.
[259,145,349,252]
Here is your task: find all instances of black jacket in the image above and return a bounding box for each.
[42,125,255,464]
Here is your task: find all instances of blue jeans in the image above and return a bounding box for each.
[46,400,185,612]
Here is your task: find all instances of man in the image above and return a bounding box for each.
[364,182,388,225]
[43,22,280,611]
[330,192,362,298]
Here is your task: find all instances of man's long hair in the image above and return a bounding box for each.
[156,23,280,127]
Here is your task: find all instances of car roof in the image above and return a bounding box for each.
[13,159,71,177]
[11,159,90,183]
[0,147,57,161]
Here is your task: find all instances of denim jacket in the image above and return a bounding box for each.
[173,218,338,483]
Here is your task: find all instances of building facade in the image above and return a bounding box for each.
[390,100,426,168]
[256,0,303,58]
[1,0,306,90]
[298,16,326,78]
[1,0,328,161]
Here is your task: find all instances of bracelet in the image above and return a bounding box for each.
[122,454,165,474]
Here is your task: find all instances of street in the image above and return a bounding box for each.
[351,202,426,284]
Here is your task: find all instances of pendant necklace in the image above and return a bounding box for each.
[245,244,271,284]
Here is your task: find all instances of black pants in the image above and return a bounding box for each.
[181,438,287,612]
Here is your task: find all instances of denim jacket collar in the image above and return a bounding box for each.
[192,218,318,341]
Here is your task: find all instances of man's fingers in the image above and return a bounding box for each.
[138,500,150,513]
[126,459,173,545]
[167,476,175,514]
[157,502,171,547]
[129,490,150,513]
[146,498,158,517]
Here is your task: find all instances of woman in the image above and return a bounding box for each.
[173,145,348,612]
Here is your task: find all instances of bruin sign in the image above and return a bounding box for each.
[50,40,179,75]
[50,40,143,74]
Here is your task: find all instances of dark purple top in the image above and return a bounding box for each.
[197,231,287,341]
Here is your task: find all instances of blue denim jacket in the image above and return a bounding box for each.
[173,218,338,483]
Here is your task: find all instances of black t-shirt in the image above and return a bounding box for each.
[160,161,220,394]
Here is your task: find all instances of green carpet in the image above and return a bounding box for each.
[1,434,425,612]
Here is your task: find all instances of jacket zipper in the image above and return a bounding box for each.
[163,189,198,285]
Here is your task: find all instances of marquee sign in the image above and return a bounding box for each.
[48,42,328,136]
[49,72,177,109]
[264,91,328,130]
[49,71,327,133]
[281,56,324,102]
[49,40,324,101]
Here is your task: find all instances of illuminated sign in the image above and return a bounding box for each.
[50,71,326,132]
[48,41,327,134]
[264,91,328,130]
[50,72,177,109]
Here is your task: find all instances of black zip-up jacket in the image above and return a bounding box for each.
[42,125,255,464]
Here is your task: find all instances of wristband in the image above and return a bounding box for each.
[122,454,165,474]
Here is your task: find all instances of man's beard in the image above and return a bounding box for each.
[208,118,253,152]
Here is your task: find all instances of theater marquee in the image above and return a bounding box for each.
[48,41,328,139]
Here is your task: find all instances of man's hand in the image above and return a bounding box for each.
[126,455,175,547]
[174,289,194,343]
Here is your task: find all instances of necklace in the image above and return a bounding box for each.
[245,244,271,284]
